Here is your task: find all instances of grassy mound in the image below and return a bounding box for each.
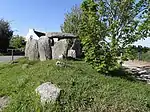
[0,58,150,112]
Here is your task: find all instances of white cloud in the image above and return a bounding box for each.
[133,37,150,47]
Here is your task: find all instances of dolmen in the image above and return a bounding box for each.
[25,32,82,61]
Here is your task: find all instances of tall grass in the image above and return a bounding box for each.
[0,58,150,112]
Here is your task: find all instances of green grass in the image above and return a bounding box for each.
[1,58,150,112]
[141,51,150,62]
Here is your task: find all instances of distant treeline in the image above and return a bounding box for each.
[131,45,150,53]
[124,45,150,61]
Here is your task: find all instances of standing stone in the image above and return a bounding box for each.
[25,38,32,57]
[58,54,64,59]
[26,39,38,60]
[68,49,76,58]
[35,82,61,104]
[38,36,52,61]
[52,39,69,59]
[71,39,82,58]
[0,96,9,111]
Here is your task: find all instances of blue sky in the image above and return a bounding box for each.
[0,0,149,47]
[0,0,82,36]
[133,38,150,47]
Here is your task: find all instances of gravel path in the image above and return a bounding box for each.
[123,60,150,83]
[123,60,150,68]
[0,56,23,63]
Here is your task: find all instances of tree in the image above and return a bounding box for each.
[61,5,82,35]
[9,35,25,49]
[61,0,149,73]
[0,19,13,39]
[79,0,115,73]
[0,19,13,51]
[138,1,150,38]
[79,0,149,73]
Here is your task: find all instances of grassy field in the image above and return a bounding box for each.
[1,58,150,112]
[141,51,150,62]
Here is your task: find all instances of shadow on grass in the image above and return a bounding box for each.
[65,57,84,61]
[108,67,138,82]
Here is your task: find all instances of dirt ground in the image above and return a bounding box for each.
[123,60,150,68]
